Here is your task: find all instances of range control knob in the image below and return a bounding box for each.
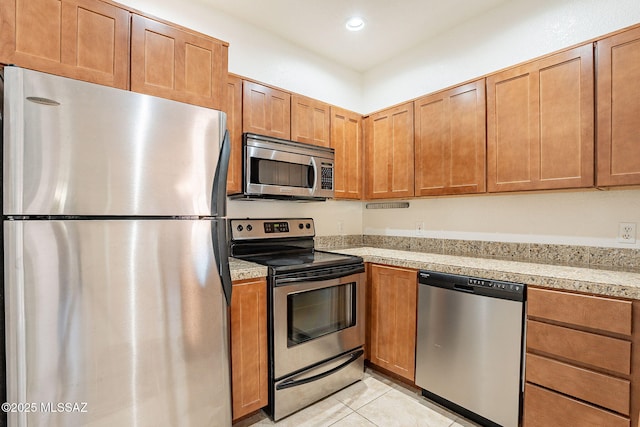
[246,224,253,231]
[299,223,304,229]
[305,223,311,229]
[236,225,243,232]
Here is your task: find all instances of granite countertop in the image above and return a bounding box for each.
[228,248,640,299]
[331,247,640,300]
[229,257,268,282]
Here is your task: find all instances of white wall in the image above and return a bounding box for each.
[363,0,640,113]
[115,0,364,112]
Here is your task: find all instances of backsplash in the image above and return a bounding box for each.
[315,235,640,273]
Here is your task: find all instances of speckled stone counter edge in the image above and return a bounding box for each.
[331,247,640,300]
[229,257,268,282]
[315,235,640,273]
[227,238,640,299]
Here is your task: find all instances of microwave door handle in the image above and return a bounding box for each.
[310,156,319,193]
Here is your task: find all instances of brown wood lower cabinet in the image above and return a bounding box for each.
[367,264,417,381]
[230,277,268,421]
[524,286,634,427]
[524,383,629,427]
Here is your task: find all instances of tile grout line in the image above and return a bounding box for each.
[352,388,395,427]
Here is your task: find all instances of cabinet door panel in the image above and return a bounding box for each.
[497,73,532,185]
[1,0,130,89]
[526,353,630,415]
[526,320,631,375]
[365,103,414,199]
[226,75,243,195]
[291,95,330,147]
[597,27,640,186]
[487,44,594,192]
[331,107,362,199]
[524,383,629,427]
[130,14,227,109]
[415,80,486,195]
[369,264,417,380]
[539,58,584,181]
[230,278,268,421]
[528,287,632,336]
[242,81,291,139]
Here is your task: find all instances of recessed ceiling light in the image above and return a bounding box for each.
[345,16,365,31]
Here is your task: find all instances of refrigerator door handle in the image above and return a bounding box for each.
[212,219,232,305]
[212,129,231,218]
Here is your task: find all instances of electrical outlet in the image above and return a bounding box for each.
[618,222,637,244]
[416,221,424,236]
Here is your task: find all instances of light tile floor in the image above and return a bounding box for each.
[234,369,482,427]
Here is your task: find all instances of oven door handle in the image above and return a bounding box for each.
[275,266,365,285]
[275,349,364,391]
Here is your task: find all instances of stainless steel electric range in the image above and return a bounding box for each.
[229,218,365,421]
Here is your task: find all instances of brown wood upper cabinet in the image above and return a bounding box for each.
[226,74,243,195]
[291,94,331,147]
[368,264,417,381]
[0,0,130,89]
[130,14,228,110]
[486,44,594,192]
[242,81,291,139]
[364,102,415,199]
[331,107,363,199]
[414,80,486,196]
[596,26,640,187]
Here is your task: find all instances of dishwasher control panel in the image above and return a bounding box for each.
[419,270,525,301]
[468,277,523,293]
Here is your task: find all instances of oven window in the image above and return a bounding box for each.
[287,283,356,347]
[250,158,313,188]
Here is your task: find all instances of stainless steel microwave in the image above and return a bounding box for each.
[238,133,335,201]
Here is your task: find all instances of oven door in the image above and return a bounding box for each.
[272,266,365,379]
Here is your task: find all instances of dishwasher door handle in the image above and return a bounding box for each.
[453,284,475,293]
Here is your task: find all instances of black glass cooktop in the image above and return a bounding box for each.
[237,249,362,273]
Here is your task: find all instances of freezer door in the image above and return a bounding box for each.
[3,67,227,216]
[4,219,231,427]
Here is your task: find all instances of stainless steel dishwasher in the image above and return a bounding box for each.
[415,270,526,427]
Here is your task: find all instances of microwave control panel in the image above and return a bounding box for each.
[321,163,333,190]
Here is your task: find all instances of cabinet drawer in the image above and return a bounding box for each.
[524,383,629,427]
[526,353,630,415]
[526,320,631,375]
[528,287,632,336]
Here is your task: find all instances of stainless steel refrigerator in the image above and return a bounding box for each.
[1,66,233,426]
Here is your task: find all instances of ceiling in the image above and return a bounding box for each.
[197,0,511,72]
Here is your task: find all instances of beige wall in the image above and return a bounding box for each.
[117,0,640,249]
[227,199,363,237]
[363,188,640,249]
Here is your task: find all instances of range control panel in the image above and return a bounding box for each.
[230,218,315,241]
